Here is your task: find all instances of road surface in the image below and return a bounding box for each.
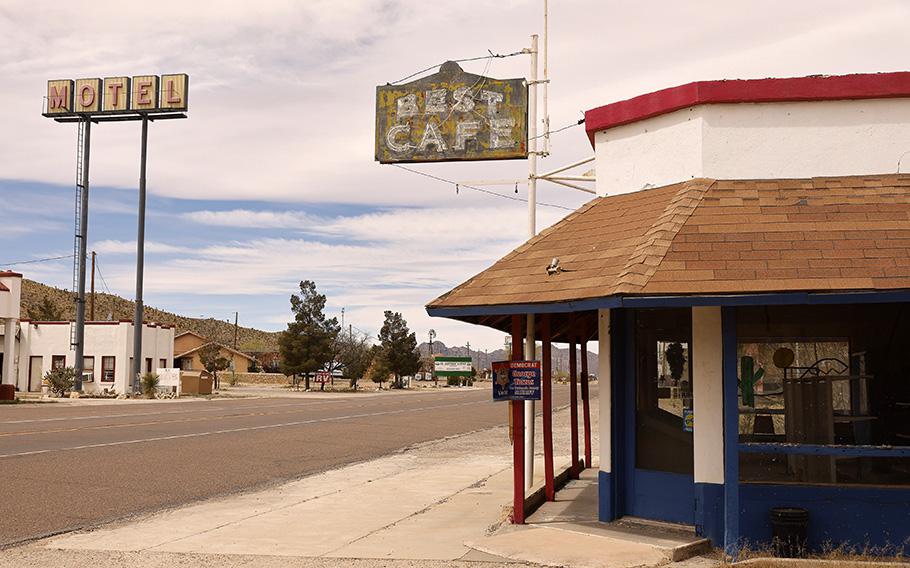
[0,387,574,547]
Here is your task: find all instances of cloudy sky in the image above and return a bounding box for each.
[1,0,909,350]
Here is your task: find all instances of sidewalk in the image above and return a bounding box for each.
[2,392,720,568]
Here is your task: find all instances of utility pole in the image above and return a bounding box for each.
[131,114,149,393]
[233,311,239,350]
[90,251,96,321]
[428,329,436,386]
[524,31,541,491]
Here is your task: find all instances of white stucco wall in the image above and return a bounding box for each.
[0,274,21,320]
[691,307,724,485]
[594,98,910,196]
[11,322,174,394]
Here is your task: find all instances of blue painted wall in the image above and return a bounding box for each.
[695,482,725,546]
[599,470,615,521]
[740,484,910,551]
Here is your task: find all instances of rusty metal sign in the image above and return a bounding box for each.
[375,61,528,163]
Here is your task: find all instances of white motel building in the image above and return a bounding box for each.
[0,271,175,395]
[429,71,910,553]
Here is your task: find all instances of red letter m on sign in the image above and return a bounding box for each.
[49,84,69,110]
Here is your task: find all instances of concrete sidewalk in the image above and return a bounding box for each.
[2,392,718,568]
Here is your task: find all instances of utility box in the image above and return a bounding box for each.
[180,370,213,395]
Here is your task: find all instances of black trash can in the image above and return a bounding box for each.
[770,507,809,558]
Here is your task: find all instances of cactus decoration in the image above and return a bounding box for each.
[740,356,764,408]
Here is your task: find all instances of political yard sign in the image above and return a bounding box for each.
[375,61,528,164]
[492,360,541,401]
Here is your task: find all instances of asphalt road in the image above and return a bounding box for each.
[0,387,575,547]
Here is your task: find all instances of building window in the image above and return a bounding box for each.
[145,358,152,374]
[52,355,66,370]
[159,358,166,369]
[101,356,115,382]
[737,304,910,488]
[83,356,95,382]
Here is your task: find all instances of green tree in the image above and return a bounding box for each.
[279,281,339,390]
[378,311,420,389]
[365,346,392,390]
[199,343,231,390]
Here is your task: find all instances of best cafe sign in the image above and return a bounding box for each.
[44,74,189,116]
[375,61,528,163]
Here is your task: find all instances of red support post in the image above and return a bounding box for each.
[581,338,592,470]
[569,339,580,478]
[541,314,554,501]
[510,315,525,523]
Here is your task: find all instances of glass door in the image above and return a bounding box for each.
[624,308,695,524]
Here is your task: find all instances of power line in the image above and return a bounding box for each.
[0,254,74,268]
[93,257,113,295]
[392,164,575,211]
[532,118,585,140]
[388,49,526,85]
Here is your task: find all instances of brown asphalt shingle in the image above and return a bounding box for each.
[428,174,910,309]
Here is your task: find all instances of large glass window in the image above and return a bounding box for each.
[737,304,910,487]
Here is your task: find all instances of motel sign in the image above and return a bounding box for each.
[44,74,189,116]
[375,61,528,163]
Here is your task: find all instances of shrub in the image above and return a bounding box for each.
[141,372,160,398]
[447,377,461,386]
[45,366,78,396]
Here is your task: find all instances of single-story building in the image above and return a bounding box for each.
[173,330,255,373]
[428,72,910,553]
[0,271,175,395]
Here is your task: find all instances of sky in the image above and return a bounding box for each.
[1,0,910,350]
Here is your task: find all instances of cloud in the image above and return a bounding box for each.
[180,209,321,229]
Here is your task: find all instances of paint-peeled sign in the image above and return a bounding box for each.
[44,74,189,117]
[492,360,541,401]
[375,61,528,163]
[434,356,472,377]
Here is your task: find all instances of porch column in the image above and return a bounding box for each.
[541,314,555,500]
[581,338,592,469]
[2,318,15,386]
[692,307,725,545]
[721,307,740,556]
[597,308,614,521]
[569,339,580,478]
[510,315,526,523]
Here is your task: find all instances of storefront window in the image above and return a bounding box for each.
[736,304,910,488]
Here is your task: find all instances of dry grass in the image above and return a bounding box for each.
[727,539,909,566]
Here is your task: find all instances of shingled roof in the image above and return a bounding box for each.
[428,173,910,311]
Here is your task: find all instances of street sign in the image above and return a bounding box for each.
[375,61,528,164]
[434,356,472,377]
[314,371,332,384]
[492,360,541,401]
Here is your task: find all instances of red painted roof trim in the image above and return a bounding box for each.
[0,271,23,278]
[584,72,910,145]
[0,283,8,292]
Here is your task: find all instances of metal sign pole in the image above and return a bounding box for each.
[73,118,91,392]
[131,114,149,393]
[524,32,539,491]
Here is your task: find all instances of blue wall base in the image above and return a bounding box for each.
[695,482,724,547]
[740,484,910,551]
[598,470,615,521]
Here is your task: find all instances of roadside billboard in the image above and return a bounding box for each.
[375,61,528,163]
[434,356,472,377]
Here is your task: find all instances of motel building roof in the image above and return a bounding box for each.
[426,71,910,339]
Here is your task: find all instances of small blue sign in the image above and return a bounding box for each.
[492,360,542,401]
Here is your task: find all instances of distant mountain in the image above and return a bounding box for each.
[418,339,598,377]
[19,279,280,352]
